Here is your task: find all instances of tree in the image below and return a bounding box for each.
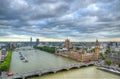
[91,48,95,52]
[0,62,8,71]
[0,49,12,71]
[100,53,105,60]
[119,64,120,68]
[105,59,112,65]
[34,46,55,54]
[105,48,111,54]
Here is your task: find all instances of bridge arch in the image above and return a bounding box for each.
[57,68,68,72]
[69,66,80,69]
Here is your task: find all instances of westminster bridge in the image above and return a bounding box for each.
[13,61,95,79]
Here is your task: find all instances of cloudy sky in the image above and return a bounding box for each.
[0,0,120,42]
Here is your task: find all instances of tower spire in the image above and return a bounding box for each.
[65,38,70,49]
[95,39,100,59]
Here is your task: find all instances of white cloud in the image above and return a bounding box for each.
[0,0,120,41]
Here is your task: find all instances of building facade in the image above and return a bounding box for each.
[106,53,120,64]
[56,39,100,62]
[36,38,39,46]
[30,37,32,46]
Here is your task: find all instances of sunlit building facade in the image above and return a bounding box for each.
[56,39,100,62]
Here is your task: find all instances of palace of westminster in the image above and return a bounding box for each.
[55,39,100,62]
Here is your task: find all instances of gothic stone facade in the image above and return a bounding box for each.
[55,39,100,62]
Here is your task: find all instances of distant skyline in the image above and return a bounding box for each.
[0,0,120,42]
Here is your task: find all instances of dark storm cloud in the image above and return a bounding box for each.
[0,0,120,41]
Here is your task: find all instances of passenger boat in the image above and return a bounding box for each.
[24,60,28,63]
[19,52,28,63]
[22,59,28,63]
[20,56,25,60]
[97,67,120,75]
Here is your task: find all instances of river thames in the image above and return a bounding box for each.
[9,47,120,79]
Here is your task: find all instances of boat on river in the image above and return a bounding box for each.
[22,57,28,63]
[19,52,28,63]
[97,67,120,75]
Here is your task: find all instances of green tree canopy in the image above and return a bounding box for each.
[0,49,12,71]
[105,59,112,66]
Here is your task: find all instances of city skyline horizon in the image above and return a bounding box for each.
[0,37,120,42]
